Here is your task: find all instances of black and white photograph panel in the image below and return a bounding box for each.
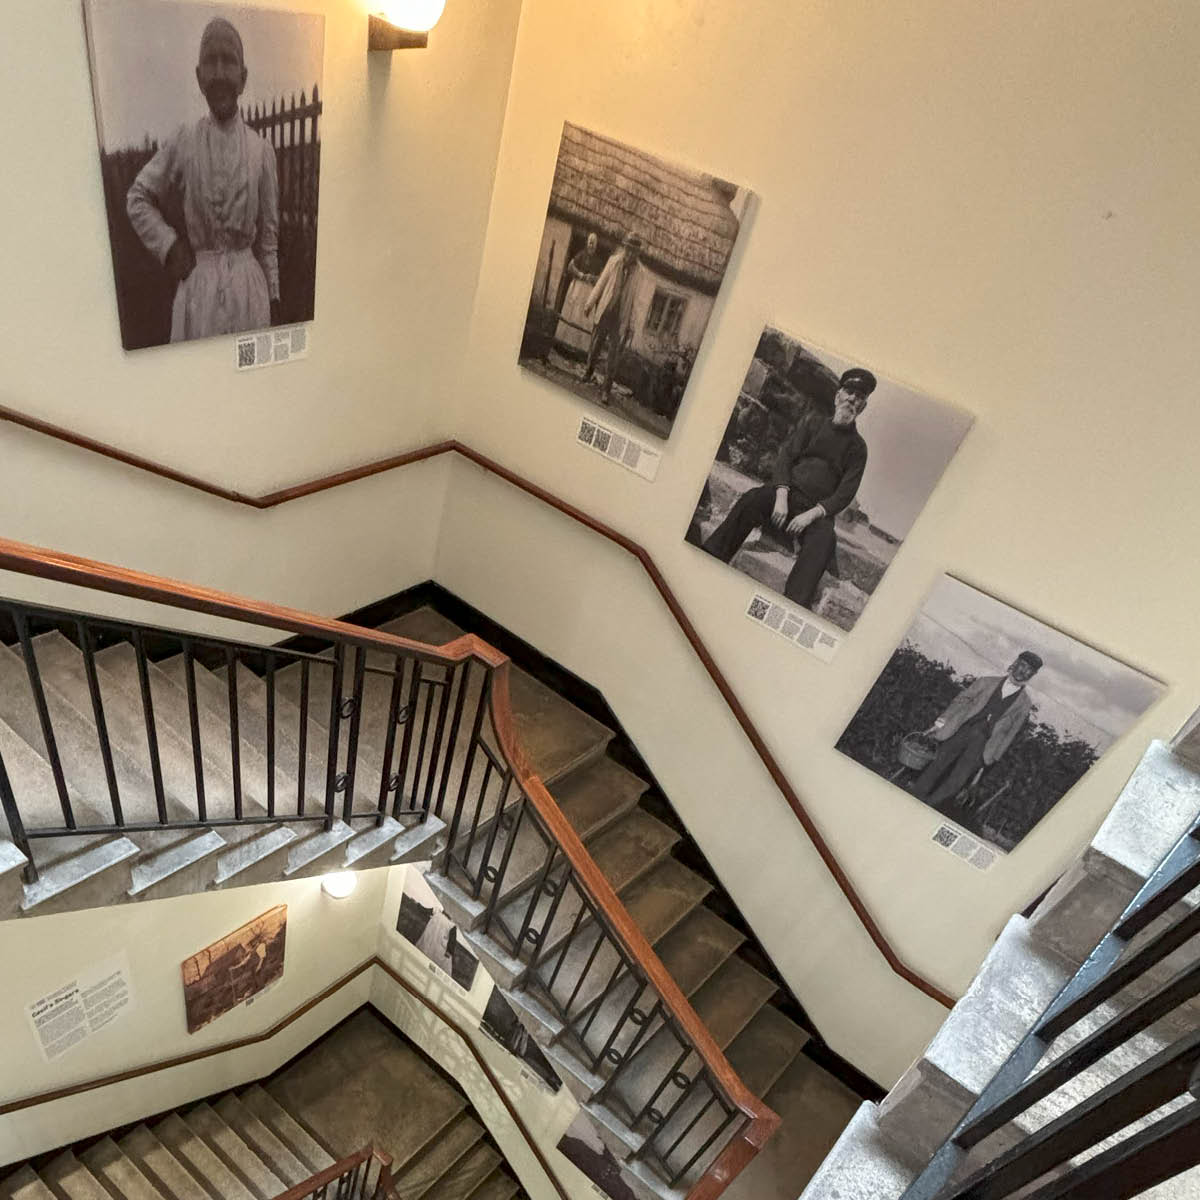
[685,326,973,631]
[556,1111,637,1200]
[395,870,480,992]
[83,0,324,350]
[519,122,751,440]
[835,575,1165,853]
[480,985,563,1093]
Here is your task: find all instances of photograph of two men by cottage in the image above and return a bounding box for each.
[83,0,324,350]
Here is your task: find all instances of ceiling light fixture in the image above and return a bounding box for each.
[321,871,359,899]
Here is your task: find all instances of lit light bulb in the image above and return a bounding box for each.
[321,871,358,899]
[378,1,446,33]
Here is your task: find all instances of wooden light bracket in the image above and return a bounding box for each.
[368,14,429,50]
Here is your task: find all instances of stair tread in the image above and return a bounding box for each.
[0,1166,56,1200]
[654,906,745,997]
[239,1086,336,1174]
[119,1125,211,1200]
[215,1093,311,1186]
[182,1104,285,1200]
[266,1011,468,1167]
[496,811,680,959]
[129,830,226,896]
[687,955,778,1048]
[425,1143,501,1200]
[153,1114,257,1200]
[212,825,297,885]
[22,836,140,911]
[284,820,355,874]
[465,1168,521,1200]
[80,1137,169,1200]
[392,1110,485,1200]
[723,1004,810,1096]
[40,1152,111,1200]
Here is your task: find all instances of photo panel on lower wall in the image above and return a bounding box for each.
[519,121,752,441]
[395,870,480,992]
[686,326,973,631]
[479,984,563,1093]
[556,1111,638,1200]
[835,575,1166,853]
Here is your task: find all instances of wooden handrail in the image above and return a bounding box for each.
[488,665,779,1183]
[0,404,955,1009]
[271,1145,396,1200]
[0,957,571,1200]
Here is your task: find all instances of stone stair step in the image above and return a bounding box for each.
[0,839,29,912]
[391,1110,485,1200]
[798,1102,913,1200]
[39,1151,111,1200]
[79,1137,168,1199]
[153,1113,257,1200]
[128,830,227,900]
[283,819,356,877]
[426,1142,501,1200]
[21,836,140,914]
[0,643,175,838]
[344,815,406,869]
[214,1093,311,1187]
[465,1169,521,1200]
[266,1010,467,1167]
[118,1125,211,1200]
[391,814,447,864]
[0,1166,55,1200]
[182,1103,285,1200]
[495,811,680,965]
[212,825,298,888]
[238,1085,336,1176]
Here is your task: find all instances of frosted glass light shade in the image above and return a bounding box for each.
[377,1,446,33]
[321,871,358,899]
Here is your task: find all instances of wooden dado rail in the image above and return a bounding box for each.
[0,402,956,1011]
[0,956,570,1200]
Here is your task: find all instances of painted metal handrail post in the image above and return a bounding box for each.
[76,618,124,826]
[0,746,33,882]
[323,644,346,832]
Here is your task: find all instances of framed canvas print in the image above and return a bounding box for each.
[836,575,1165,853]
[83,0,325,350]
[686,326,973,631]
[519,122,751,440]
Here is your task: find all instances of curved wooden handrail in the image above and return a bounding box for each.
[0,956,571,1200]
[272,1145,397,1200]
[0,403,955,1009]
[488,665,779,1178]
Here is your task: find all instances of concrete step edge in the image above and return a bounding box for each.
[22,837,140,912]
[129,831,227,897]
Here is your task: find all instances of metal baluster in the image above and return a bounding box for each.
[12,610,73,829]
[77,620,123,826]
[667,1096,736,1186]
[480,797,526,937]
[514,842,560,959]
[296,659,309,815]
[432,662,468,819]
[132,628,169,824]
[461,756,496,880]
[420,673,453,815]
[392,657,424,815]
[0,746,35,883]
[578,955,629,1048]
[527,859,571,973]
[265,653,276,819]
[408,675,436,815]
[445,665,487,850]
[225,647,243,820]
[596,995,663,1089]
[181,639,206,823]
[377,655,406,822]
[632,1044,693,1132]
[556,908,606,1018]
[323,646,346,831]
[341,647,367,824]
[471,771,512,899]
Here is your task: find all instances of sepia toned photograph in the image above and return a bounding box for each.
[181,904,287,1033]
[395,870,480,992]
[83,0,324,350]
[836,576,1165,852]
[556,1111,637,1200]
[519,122,751,440]
[686,326,973,631]
[480,984,562,1093]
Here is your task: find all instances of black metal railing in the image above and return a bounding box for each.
[0,597,472,878]
[275,1146,397,1200]
[0,573,771,1200]
[900,815,1200,1199]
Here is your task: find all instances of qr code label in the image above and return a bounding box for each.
[932,825,960,849]
[235,325,309,371]
[579,420,597,446]
[748,596,771,621]
[237,339,257,369]
[594,429,611,453]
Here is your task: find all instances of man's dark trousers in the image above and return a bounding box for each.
[702,484,836,608]
[584,307,622,389]
[913,723,990,809]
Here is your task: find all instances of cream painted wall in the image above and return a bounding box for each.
[443,0,1200,1083]
[0,0,522,626]
[0,870,386,1165]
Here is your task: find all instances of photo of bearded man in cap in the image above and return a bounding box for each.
[701,366,876,609]
[912,650,1044,810]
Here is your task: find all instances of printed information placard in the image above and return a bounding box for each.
[236,325,310,371]
[745,592,841,662]
[27,953,136,1063]
[576,417,661,482]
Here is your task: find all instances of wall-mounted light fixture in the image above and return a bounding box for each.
[368,2,446,51]
[321,871,359,899]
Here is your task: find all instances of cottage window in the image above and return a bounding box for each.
[646,289,687,338]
